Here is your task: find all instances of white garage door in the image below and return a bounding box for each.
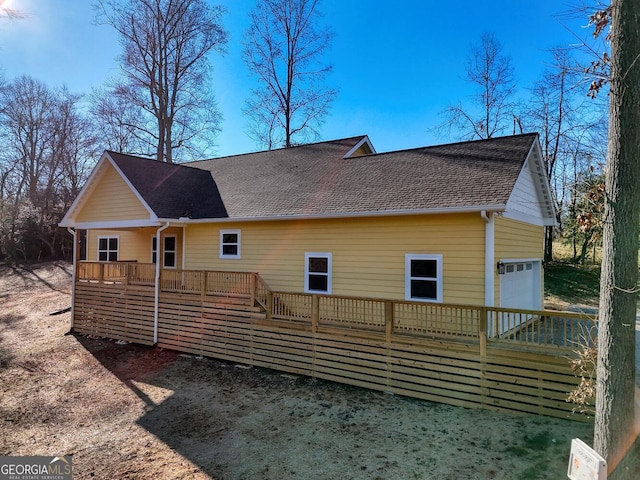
[499,261,541,311]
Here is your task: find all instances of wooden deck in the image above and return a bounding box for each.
[72,262,597,421]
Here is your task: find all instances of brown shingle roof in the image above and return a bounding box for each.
[188,133,537,218]
[106,133,537,220]
[107,151,227,219]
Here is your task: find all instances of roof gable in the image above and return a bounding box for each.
[60,152,157,228]
[107,152,227,219]
[504,139,556,226]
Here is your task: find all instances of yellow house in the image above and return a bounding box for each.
[55,134,600,420]
[60,133,555,311]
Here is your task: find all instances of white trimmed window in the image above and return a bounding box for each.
[304,252,332,294]
[405,254,443,302]
[98,236,119,262]
[163,236,177,268]
[219,230,241,259]
[151,237,158,264]
[152,236,177,268]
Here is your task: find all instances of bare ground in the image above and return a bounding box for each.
[0,262,598,479]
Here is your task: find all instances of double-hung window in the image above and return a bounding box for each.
[152,236,177,268]
[151,237,158,264]
[219,230,241,259]
[304,253,332,294]
[98,236,119,262]
[405,254,443,302]
[163,236,177,268]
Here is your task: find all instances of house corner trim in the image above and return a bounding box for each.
[482,211,495,307]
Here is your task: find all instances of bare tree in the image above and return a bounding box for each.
[0,77,97,260]
[439,32,517,140]
[525,49,578,261]
[243,0,336,149]
[95,0,227,162]
[591,1,640,476]
[0,76,55,204]
[89,87,146,154]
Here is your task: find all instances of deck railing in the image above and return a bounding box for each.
[76,261,597,351]
[77,261,155,285]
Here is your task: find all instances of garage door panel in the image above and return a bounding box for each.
[500,261,540,310]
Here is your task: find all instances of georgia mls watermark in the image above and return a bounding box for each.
[0,456,72,480]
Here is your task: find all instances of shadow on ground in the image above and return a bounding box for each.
[0,262,72,295]
[74,333,594,480]
[0,313,25,368]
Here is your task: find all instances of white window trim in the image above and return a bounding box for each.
[219,229,241,259]
[304,252,332,294]
[163,235,177,268]
[151,236,158,264]
[97,235,120,262]
[405,254,443,303]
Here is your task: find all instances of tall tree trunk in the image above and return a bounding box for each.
[544,225,554,262]
[594,1,640,476]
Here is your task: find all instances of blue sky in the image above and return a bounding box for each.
[0,0,593,158]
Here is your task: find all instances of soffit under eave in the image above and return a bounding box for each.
[527,139,557,221]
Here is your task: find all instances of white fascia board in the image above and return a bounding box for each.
[62,219,163,229]
[173,204,506,225]
[343,135,376,158]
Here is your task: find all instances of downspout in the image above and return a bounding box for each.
[66,227,77,332]
[181,225,186,270]
[481,211,495,308]
[154,222,170,344]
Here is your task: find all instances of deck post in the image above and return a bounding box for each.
[479,307,488,357]
[311,295,319,333]
[201,271,207,301]
[99,262,104,283]
[250,273,256,308]
[266,290,273,319]
[385,300,394,343]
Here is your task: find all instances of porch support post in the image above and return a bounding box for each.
[481,211,495,308]
[154,222,171,344]
[482,211,495,340]
[67,227,77,332]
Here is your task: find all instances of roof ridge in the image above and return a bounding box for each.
[335,132,538,160]
[107,150,215,173]
[186,135,369,164]
[420,132,538,150]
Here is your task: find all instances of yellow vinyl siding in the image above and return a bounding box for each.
[494,216,543,260]
[185,213,486,305]
[75,164,150,223]
[86,227,183,268]
[493,216,544,305]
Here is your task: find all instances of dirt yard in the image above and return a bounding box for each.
[0,262,598,479]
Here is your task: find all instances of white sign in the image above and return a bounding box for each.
[568,438,607,480]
